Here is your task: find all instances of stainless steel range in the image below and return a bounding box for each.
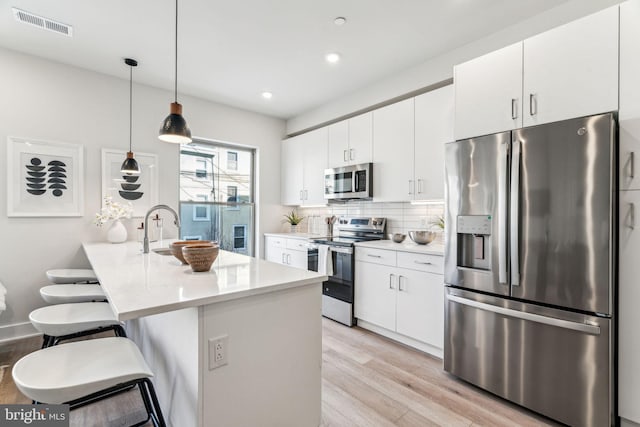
[310,217,386,326]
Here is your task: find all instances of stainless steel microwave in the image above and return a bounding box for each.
[324,163,373,201]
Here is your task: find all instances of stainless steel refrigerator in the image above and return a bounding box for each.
[444,113,615,427]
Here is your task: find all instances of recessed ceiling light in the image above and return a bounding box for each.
[325,53,341,64]
[334,17,346,26]
[262,91,273,99]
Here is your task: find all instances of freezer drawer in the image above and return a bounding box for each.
[444,288,612,427]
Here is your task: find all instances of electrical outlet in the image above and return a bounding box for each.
[208,335,228,370]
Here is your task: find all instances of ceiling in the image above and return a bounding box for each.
[0,0,570,119]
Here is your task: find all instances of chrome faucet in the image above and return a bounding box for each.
[143,204,181,253]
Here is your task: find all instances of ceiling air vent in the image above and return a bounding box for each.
[12,8,73,37]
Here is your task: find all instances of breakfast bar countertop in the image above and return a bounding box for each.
[82,241,327,321]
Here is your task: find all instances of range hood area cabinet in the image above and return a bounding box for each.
[328,112,373,168]
[373,85,453,202]
[454,4,619,141]
[281,127,328,206]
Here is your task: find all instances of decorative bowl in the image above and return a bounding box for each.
[182,244,219,272]
[391,233,406,243]
[408,231,436,245]
[169,240,214,264]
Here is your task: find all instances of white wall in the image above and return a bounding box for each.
[0,47,285,340]
[287,0,622,134]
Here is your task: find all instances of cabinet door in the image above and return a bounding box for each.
[396,269,444,348]
[302,128,328,205]
[354,261,396,331]
[348,112,373,165]
[619,190,640,423]
[522,6,618,128]
[328,121,349,168]
[414,85,454,200]
[373,98,415,202]
[620,0,640,191]
[281,136,304,205]
[265,237,286,264]
[286,249,309,270]
[454,42,523,140]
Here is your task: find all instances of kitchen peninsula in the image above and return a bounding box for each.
[82,241,326,427]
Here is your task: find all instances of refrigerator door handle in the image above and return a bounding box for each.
[510,139,521,286]
[498,141,509,285]
[446,294,601,335]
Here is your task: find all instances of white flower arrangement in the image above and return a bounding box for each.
[94,196,133,226]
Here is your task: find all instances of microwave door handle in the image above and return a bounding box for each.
[352,171,357,193]
[510,139,521,286]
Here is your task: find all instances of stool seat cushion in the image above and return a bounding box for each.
[46,269,97,284]
[29,302,119,337]
[13,337,153,404]
[40,284,105,304]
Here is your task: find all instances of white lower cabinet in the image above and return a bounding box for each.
[264,235,308,270]
[355,247,444,356]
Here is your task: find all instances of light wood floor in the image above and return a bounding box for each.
[0,320,559,427]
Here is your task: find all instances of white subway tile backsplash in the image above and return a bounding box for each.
[297,201,444,236]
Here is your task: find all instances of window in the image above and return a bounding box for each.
[195,159,207,178]
[227,186,237,202]
[180,141,255,255]
[233,225,246,250]
[227,151,238,170]
[193,195,210,221]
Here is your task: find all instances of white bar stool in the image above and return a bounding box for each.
[40,284,106,304]
[29,302,125,348]
[12,337,166,426]
[46,268,98,284]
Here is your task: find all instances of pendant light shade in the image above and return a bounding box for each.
[121,58,141,175]
[159,0,191,144]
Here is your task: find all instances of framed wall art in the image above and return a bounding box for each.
[7,136,84,217]
[101,149,158,217]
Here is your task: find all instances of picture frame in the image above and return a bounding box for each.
[101,149,158,217]
[7,136,84,217]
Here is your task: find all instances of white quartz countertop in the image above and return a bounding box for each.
[82,241,327,321]
[354,239,445,256]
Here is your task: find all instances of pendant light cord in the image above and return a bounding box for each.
[174,0,178,103]
[129,64,133,152]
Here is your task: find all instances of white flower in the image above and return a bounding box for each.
[94,196,133,226]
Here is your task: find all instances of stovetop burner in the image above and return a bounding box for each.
[312,216,387,247]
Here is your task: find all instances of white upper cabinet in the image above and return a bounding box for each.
[620,0,640,191]
[303,127,328,205]
[373,98,415,202]
[327,112,373,167]
[281,135,304,205]
[280,128,328,206]
[522,5,619,127]
[414,85,454,200]
[454,42,523,140]
[454,6,619,140]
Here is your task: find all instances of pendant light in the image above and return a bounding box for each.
[159,0,191,143]
[121,58,141,175]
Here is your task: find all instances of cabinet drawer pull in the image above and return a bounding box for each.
[349,149,355,161]
[344,149,348,162]
[414,260,433,265]
[389,274,395,290]
[367,254,382,258]
[631,152,635,179]
[511,98,518,120]
[630,203,636,230]
[408,180,414,195]
[398,275,405,292]
[529,93,537,116]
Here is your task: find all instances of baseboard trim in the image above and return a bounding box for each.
[357,319,443,359]
[0,322,40,344]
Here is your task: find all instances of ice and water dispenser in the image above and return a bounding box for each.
[456,215,492,271]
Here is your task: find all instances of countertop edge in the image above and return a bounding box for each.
[354,240,445,256]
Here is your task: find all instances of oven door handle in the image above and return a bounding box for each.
[329,246,353,255]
